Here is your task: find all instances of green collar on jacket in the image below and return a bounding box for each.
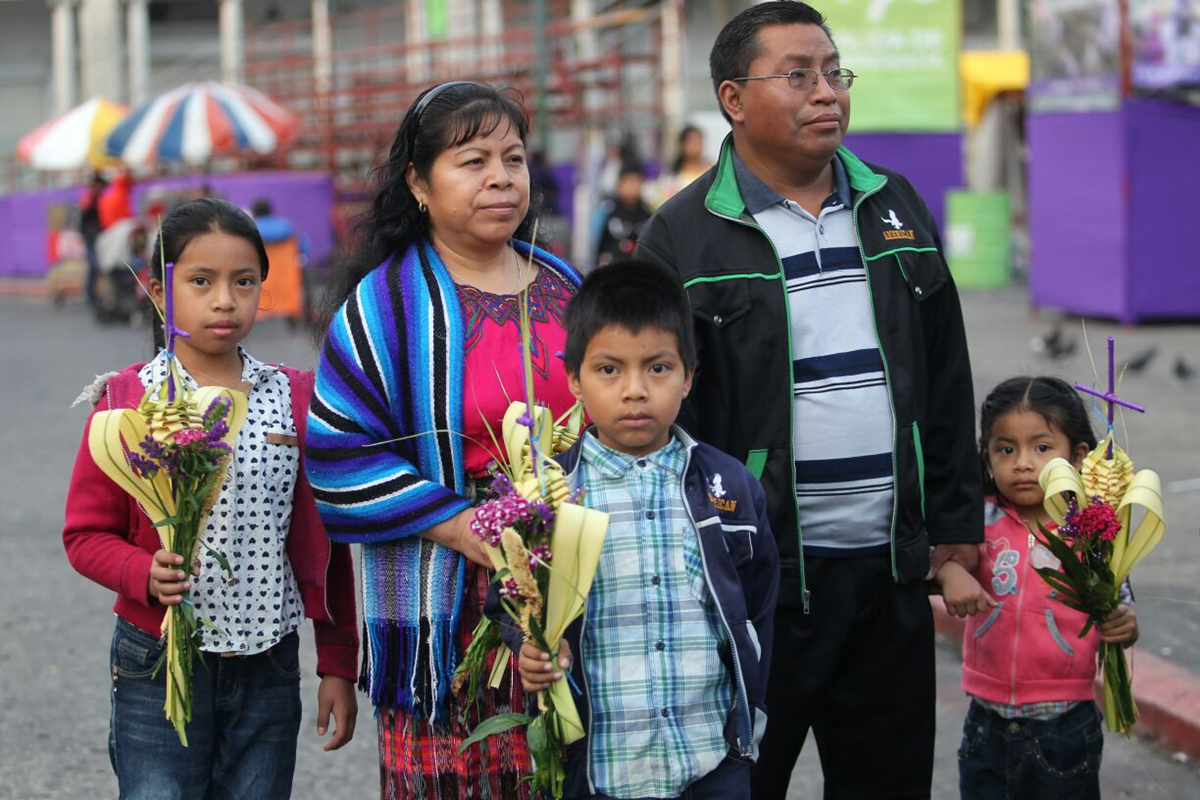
[704,133,887,217]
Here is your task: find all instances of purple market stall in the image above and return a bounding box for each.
[0,171,335,282]
[1026,0,1200,323]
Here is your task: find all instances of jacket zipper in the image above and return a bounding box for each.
[850,180,901,581]
[1010,541,1029,704]
[703,207,810,614]
[681,447,754,756]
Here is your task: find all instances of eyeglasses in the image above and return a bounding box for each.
[732,67,857,93]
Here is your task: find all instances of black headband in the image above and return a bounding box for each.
[413,80,483,122]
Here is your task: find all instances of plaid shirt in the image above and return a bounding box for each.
[579,433,732,798]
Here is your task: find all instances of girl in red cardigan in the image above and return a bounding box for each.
[934,376,1138,800]
[63,199,358,798]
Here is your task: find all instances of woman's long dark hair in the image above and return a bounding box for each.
[316,82,535,340]
[671,124,701,175]
[978,376,1097,498]
[149,198,268,350]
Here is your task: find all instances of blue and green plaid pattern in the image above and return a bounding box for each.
[578,433,732,797]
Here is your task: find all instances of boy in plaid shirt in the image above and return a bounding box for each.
[509,260,779,800]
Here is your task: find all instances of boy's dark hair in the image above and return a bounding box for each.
[564,259,697,376]
[710,1,835,124]
[149,198,269,349]
[979,376,1097,497]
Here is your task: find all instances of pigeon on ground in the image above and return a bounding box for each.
[1175,355,1195,381]
[1124,346,1158,374]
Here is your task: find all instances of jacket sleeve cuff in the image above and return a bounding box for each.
[120,549,156,608]
[314,642,359,682]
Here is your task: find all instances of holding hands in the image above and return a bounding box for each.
[934,560,998,619]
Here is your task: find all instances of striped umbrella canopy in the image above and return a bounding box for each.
[105,81,299,167]
[16,97,129,170]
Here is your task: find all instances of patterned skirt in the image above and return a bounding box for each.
[378,564,532,800]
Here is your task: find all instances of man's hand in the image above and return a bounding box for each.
[1100,604,1139,647]
[929,543,980,579]
[935,560,997,618]
[148,549,196,605]
[316,675,358,751]
[422,510,492,567]
[518,638,572,693]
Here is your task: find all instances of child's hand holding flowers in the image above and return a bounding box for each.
[518,638,573,692]
[148,549,197,606]
[1100,604,1138,647]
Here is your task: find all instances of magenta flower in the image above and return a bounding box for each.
[173,429,207,447]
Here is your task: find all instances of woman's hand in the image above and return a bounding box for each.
[316,675,358,751]
[148,549,197,605]
[422,509,492,567]
[518,638,572,693]
[1100,604,1139,647]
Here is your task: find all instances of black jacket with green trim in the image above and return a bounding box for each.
[635,136,983,609]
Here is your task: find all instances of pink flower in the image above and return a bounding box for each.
[172,429,207,447]
[1073,498,1121,543]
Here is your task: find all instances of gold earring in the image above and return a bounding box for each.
[418,200,428,213]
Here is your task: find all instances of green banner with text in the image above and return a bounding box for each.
[822,0,960,132]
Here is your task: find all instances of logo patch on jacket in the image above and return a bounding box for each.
[881,209,915,241]
[708,474,737,512]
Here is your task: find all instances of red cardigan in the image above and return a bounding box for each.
[63,364,358,681]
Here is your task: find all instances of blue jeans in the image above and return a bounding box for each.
[958,699,1103,800]
[568,755,750,800]
[108,618,303,799]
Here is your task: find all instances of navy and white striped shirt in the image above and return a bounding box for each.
[734,151,894,554]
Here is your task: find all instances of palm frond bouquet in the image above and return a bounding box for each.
[452,248,608,798]
[1033,338,1165,734]
[86,258,247,745]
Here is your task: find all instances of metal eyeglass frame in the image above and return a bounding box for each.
[731,67,857,93]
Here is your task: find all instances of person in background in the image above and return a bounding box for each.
[98,171,134,231]
[80,174,107,307]
[252,198,311,265]
[595,164,652,267]
[651,125,712,208]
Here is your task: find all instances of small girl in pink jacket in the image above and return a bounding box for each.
[934,376,1138,800]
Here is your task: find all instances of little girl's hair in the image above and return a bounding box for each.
[149,198,269,349]
[978,376,1097,497]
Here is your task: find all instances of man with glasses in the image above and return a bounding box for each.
[636,3,981,798]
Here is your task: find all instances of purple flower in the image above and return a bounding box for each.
[207,419,229,443]
[202,396,232,431]
[127,451,160,478]
[499,578,522,601]
[528,544,553,570]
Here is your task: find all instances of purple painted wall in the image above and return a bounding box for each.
[1028,99,1200,322]
[1125,99,1200,321]
[843,131,963,229]
[0,171,335,279]
[0,186,83,278]
[1028,111,1127,319]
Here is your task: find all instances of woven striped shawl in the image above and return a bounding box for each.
[305,237,581,720]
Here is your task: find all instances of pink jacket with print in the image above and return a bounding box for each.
[62,364,358,681]
[961,499,1099,705]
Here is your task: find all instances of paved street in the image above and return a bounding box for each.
[1,287,1197,798]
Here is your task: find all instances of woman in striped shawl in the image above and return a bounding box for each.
[308,82,582,799]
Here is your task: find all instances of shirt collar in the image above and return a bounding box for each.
[143,346,276,390]
[579,430,687,479]
[731,147,851,215]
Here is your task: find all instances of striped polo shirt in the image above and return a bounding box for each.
[733,150,893,554]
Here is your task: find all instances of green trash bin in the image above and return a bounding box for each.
[944,190,1011,289]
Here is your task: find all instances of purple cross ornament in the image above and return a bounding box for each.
[1074,337,1146,459]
